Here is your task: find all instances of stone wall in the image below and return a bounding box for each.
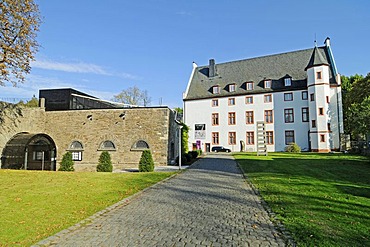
[0,105,177,171]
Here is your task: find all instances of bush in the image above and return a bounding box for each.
[175,155,187,166]
[97,151,113,172]
[139,150,154,172]
[285,143,301,153]
[189,150,198,159]
[196,149,202,157]
[58,152,75,171]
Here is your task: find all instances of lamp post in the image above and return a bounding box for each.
[179,125,183,170]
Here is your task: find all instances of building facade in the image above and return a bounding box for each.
[183,38,344,153]
[0,89,180,171]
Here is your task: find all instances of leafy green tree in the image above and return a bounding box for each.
[0,0,41,86]
[97,151,113,172]
[58,152,75,172]
[139,150,154,172]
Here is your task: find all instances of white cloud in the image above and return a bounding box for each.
[32,58,140,80]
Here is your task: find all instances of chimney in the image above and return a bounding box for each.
[325,37,331,47]
[209,59,216,77]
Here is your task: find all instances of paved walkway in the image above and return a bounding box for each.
[35,154,286,247]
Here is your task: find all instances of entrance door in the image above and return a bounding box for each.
[205,143,210,153]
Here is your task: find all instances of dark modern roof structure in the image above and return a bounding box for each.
[184,45,337,101]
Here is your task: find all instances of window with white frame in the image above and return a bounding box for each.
[264,80,272,89]
[212,86,220,94]
[246,82,254,90]
[229,84,236,92]
[68,141,84,161]
[284,77,292,86]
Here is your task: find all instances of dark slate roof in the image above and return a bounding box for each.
[184,46,337,101]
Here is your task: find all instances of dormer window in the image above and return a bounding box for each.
[246,82,254,91]
[212,86,220,94]
[229,84,236,92]
[264,80,272,89]
[284,77,292,86]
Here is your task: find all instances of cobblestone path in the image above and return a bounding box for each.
[35,154,285,247]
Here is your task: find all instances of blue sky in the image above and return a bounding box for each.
[1,0,369,108]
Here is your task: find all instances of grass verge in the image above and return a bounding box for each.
[234,152,370,247]
[0,170,175,246]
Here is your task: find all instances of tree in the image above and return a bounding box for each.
[138,150,154,172]
[0,0,41,86]
[97,151,113,172]
[58,152,75,172]
[113,86,151,106]
[341,73,370,138]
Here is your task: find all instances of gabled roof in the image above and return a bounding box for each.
[184,46,336,101]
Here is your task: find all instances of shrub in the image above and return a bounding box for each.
[196,149,202,157]
[175,155,187,166]
[97,151,113,172]
[58,152,75,172]
[189,150,198,159]
[285,143,301,153]
[139,150,154,172]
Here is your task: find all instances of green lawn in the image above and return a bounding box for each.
[0,170,175,246]
[234,152,370,247]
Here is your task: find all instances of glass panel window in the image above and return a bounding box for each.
[284,108,294,123]
[264,94,272,103]
[228,98,235,105]
[246,132,254,145]
[266,131,274,145]
[212,132,219,145]
[228,112,236,125]
[302,108,309,122]
[212,86,220,94]
[229,84,236,92]
[246,111,254,124]
[245,96,253,104]
[229,132,236,145]
[71,151,82,161]
[264,80,272,88]
[265,110,273,123]
[285,130,295,145]
[284,78,292,86]
[246,82,254,90]
[284,92,293,101]
[212,113,219,126]
[212,99,219,107]
[302,91,308,100]
[99,140,116,150]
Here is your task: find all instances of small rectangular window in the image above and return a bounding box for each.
[284,78,292,86]
[284,92,293,101]
[264,80,272,89]
[327,123,331,132]
[320,134,325,142]
[229,132,236,145]
[312,120,316,128]
[212,86,220,94]
[246,132,254,145]
[310,93,315,101]
[302,91,308,100]
[229,84,236,92]
[212,99,219,107]
[71,151,82,161]
[246,111,254,124]
[228,98,235,105]
[317,71,322,80]
[264,94,272,103]
[326,96,330,104]
[319,107,324,115]
[246,82,254,90]
[245,96,253,104]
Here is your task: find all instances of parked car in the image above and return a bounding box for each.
[211,146,231,153]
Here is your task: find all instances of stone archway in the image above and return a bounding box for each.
[1,132,57,171]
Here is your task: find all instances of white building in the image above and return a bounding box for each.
[183,38,344,153]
